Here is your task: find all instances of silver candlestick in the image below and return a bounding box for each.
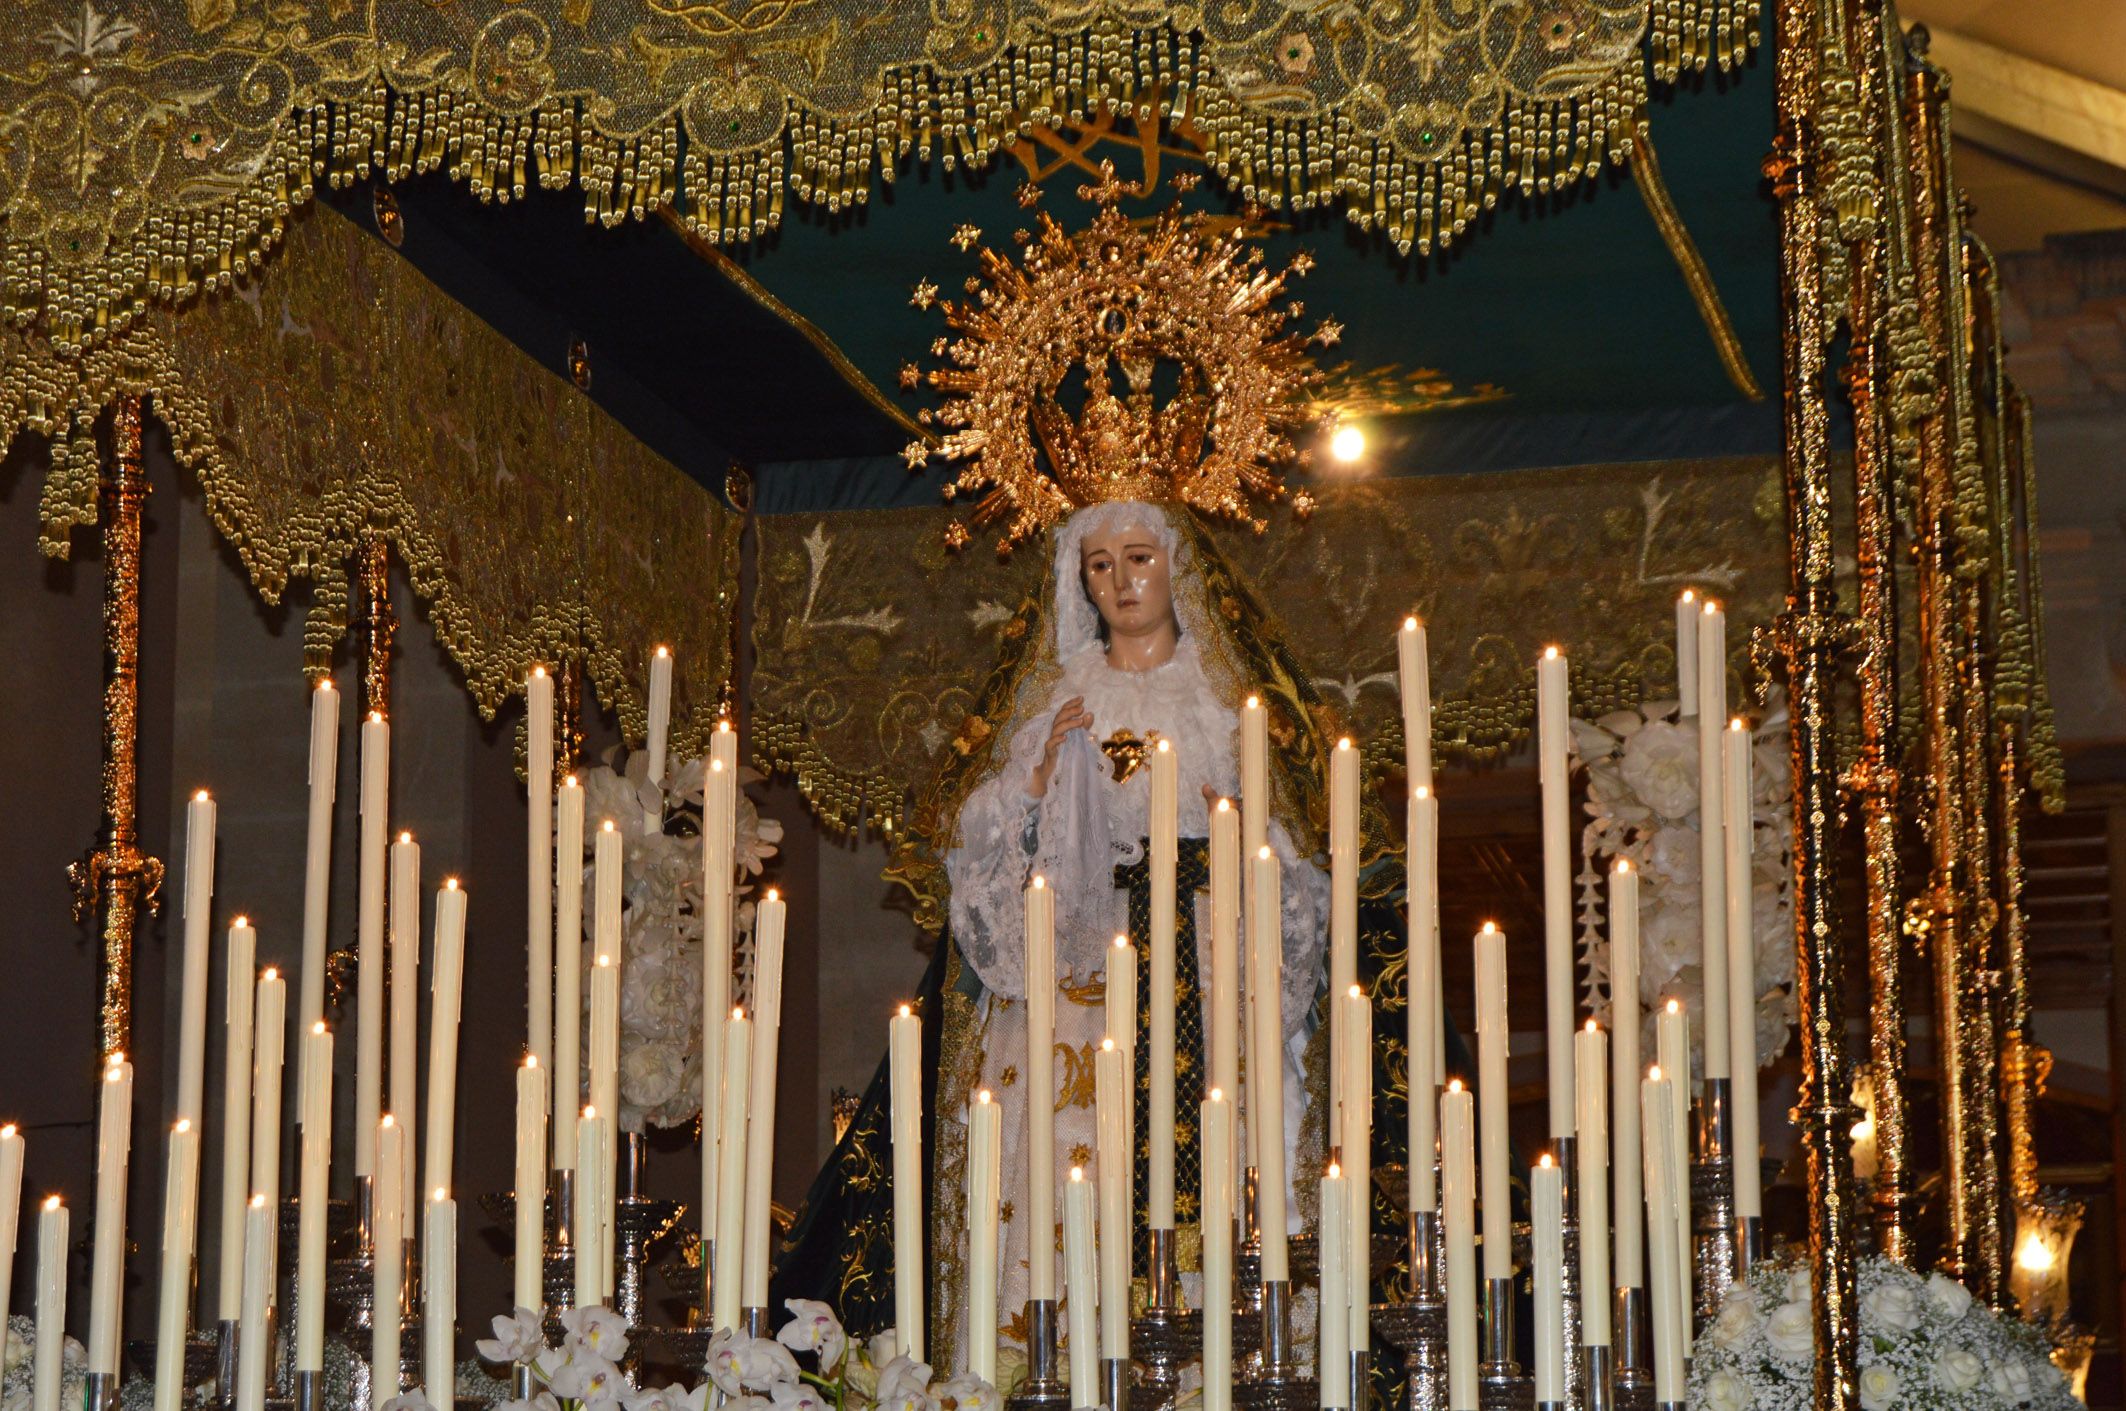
[85,1372,117,1411]
[1478,1277,1531,1411]
[1735,1214,1764,1285]
[296,1369,324,1411]
[1692,1080,1737,1328]
[1373,1208,1448,1411]
[1611,1287,1653,1411]
[1007,1299,1070,1411]
[1236,1279,1315,1411]
[1553,1137,1581,1411]
[1131,1229,1201,1411]
[1102,1357,1132,1411]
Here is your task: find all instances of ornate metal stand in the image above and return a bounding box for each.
[1235,1280,1314,1411]
[1554,1137,1581,1411]
[1692,1082,1738,1328]
[1477,1277,1531,1411]
[1130,1229,1201,1411]
[1006,1299,1070,1411]
[1371,1210,1447,1411]
[1611,1287,1653,1411]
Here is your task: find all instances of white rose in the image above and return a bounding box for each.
[621,953,701,1040]
[1924,1271,1973,1322]
[1619,719,1703,820]
[1638,903,1703,994]
[1765,1301,1814,1361]
[1861,1281,1922,1336]
[1988,1357,2033,1403]
[1858,1364,1900,1411]
[621,1039,687,1111]
[1641,825,1703,891]
[1706,1293,1760,1350]
[1932,1348,1983,1394]
[1702,1369,1753,1411]
[1784,1266,1812,1304]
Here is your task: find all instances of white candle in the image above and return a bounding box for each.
[700,733,737,1241]
[299,681,339,1036]
[1575,1023,1611,1348]
[388,831,420,1227]
[645,645,674,802]
[425,880,468,1198]
[372,1116,404,1402]
[527,668,555,1080]
[1408,787,1440,1213]
[217,919,255,1322]
[1724,721,1763,1219]
[1339,986,1372,1353]
[967,1090,1002,1382]
[248,971,285,1284]
[1318,1166,1349,1409]
[594,820,623,966]
[1240,696,1268,1178]
[1697,602,1731,1081]
[552,775,585,1170]
[513,1059,547,1317]
[889,1005,924,1360]
[177,789,216,1126]
[1249,847,1288,1278]
[31,1198,65,1411]
[1441,1085,1476,1411]
[424,1192,456,1409]
[152,1121,201,1411]
[1104,933,1135,1170]
[1674,591,1699,717]
[589,957,619,1135]
[1640,1072,1685,1402]
[1536,648,1576,1138]
[1064,1168,1098,1405]
[235,1195,271,1411]
[713,1011,751,1331]
[1209,801,1241,1102]
[356,711,389,1180]
[1533,1156,1564,1401]
[742,891,787,1309]
[1094,1040,1131,1356]
[1473,924,1511,1281]
[0,1127,22,1353]
[1200,1094,1233,1411]
[1399,616,1433,789]
[1609,863,1643,1290]
[1024,876,1057,1302]
[1148,739,1178,1232]
[296,1024,333,1371]
[1329,739,1360,1133]
[87,1057,131,1375]
[574,1109,609,1305]
[1656,1002,1691,1351]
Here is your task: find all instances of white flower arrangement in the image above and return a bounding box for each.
[1692,1255,2078,1411]
[572,749,783,1133]
[1570,694,1797,1073]
[473,1302,1000,1411]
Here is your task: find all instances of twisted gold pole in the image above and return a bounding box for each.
[67,395,165,1067]
[557,659,585,780]
[358,534,396,721]
[1769,0,1859,1397]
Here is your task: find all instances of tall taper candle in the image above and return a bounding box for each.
[388,832,420,1226]
[248,972,286,1283]
[1536,647,1576,1137]
[967,1090,1002,1382]
[1240,696,1268,1172]
[589,957,619,1149]
[372,1117,404,1403]
[31,1198,64,1411]
[889,1005,924,1360]
[424,1192,456,1410]
[1329,738,1360,1131]
[1674,591,1698,718]
[1575,1023,1611,1349]
[1640,1073,1684,1402]
[741,891,787,1308]
[513,1058,546,1318]
[1724,721,1763,1219]
[0,1126,21,1348]
[1064,1168,1098,1405]
[1209,801,1241,1102]
[1696,602,1730,1079]
[177,790,216,1125]
[1148,738,1179,1231]
[1339,986,1372,1353]
[299,682,340,1037]
[1441,1084,1476,1411]
[1474,924,1512,1280]
[1533,1156,1564,1401]
[235,1196,271,1411]
[593,820,623,965]
[296,1024,333,1372]
[1399,616,1433,788]
[574,1110,603,1308]
[1318,1166,1349,1410]
[1104,933,1135,1166]
[1655,1003,1691,1352]
[1025,876,1057,1301]
[1249,847,1289,1275]
[88,1058,133,1374]
[1201,1094,1233,1411]
[356,711,389,1180]
[699,750,735,1284]
[552,775,585,1169]
[712,1011,751,1332]
[217,920,255,1319]
[1094,1040,1131,1357]
[527,667,554,1080]
[1609,862,1643,1290]
[1408,787,1440,1214]
[152,1121,201,1411]
[425,880,468,1198]
[645,645,674,799]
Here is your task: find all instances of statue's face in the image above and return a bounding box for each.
[1080,519,1176,640]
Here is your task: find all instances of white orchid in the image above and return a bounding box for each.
[776,1298,849,1371]
[477,1307,548,1365]
[706,1330,802,1397]
[381,1395,439,1411]
[932,1375,1000,1411]
[563,1305,632,1365]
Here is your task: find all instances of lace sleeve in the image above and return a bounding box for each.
[945,712,1049,1001]
[1269,819,1330,1044]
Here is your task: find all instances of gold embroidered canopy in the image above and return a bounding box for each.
[2,0,1757,352]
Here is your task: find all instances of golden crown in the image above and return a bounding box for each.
[901,164,1335,556]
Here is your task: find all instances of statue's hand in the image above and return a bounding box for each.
[1028,695,1093,798]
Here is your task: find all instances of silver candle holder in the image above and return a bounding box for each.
[1131,1228,1202,1411]
[1006,1299,1070,1411]
[1611,1287,1653,1411]
[1235,1279,1315,1411]
[1553,1137,1582,1411]
[1101,1357,1133,1411]
[1691,1079,1737,1329]
[1477,1277,1531,1411]
[84,1371,118,1411]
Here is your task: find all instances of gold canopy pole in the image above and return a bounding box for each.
[1768,0,1859,1399]
[67,395,165,1067]
[358,533,396,720]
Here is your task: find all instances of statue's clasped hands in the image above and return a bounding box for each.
[1027,695,1093,798]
